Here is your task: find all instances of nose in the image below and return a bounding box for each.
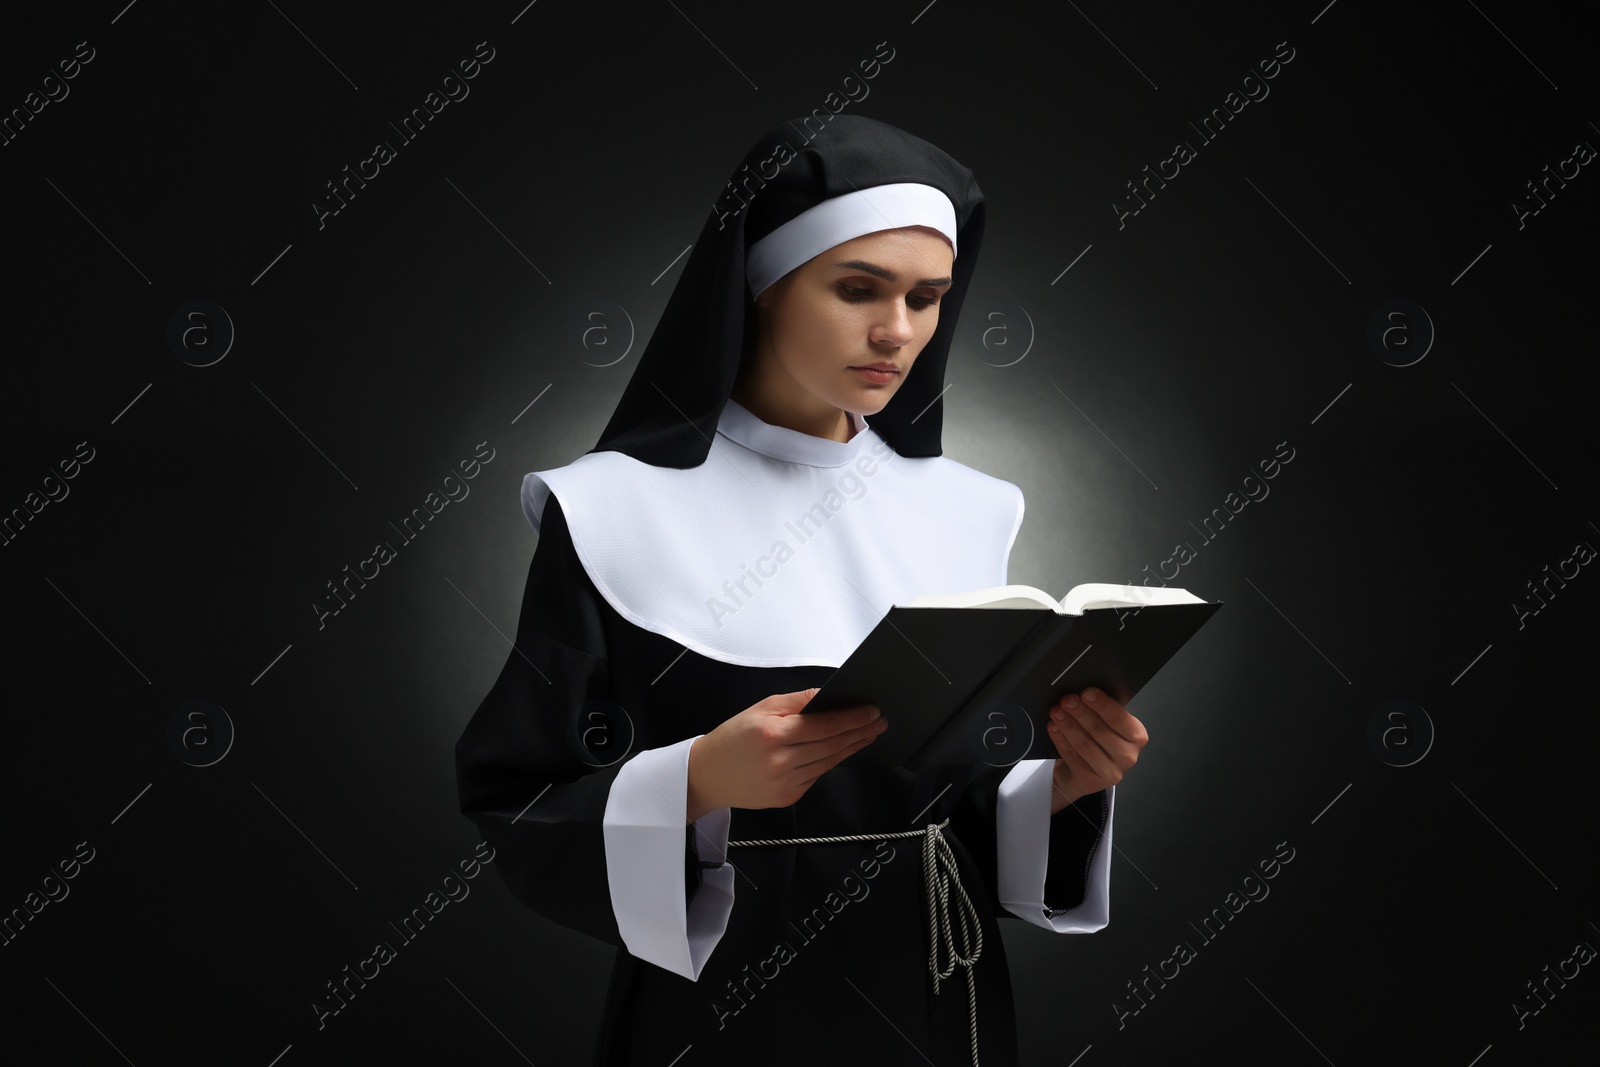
[871,298,916,347]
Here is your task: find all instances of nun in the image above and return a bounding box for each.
[455,113,1148,1066]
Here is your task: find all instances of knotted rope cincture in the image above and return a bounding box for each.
[726,817,985,1066]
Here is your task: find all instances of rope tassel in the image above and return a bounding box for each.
[728,818,985,1066]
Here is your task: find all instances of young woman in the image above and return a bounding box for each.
[455,114,1148,1066]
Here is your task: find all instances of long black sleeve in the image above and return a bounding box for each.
[457,495,705,949]
[948,760,1110,919]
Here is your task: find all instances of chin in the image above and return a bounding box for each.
[835,373,901,415]
[853,393,895,417]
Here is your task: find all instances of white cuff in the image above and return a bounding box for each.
[603,737,735,979]
[996,759,1115,932]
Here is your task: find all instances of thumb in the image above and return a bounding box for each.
[774,687,819,714]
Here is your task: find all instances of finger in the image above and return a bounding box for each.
[1049,723,1101,792]
[791,715,885,771]
[1049,712,1121,783]
[793,730,881,786]
[1066,701,1142,772]
[1062,688,1148,747]
[828,730,882,772]
[1050,714,1113,779]
[770,687,822,715]
[784,702,883,743]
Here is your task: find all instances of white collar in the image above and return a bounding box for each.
[716,399,870,468]
[522,403,1023,667]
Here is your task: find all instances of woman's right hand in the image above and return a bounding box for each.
[684,688,887,821]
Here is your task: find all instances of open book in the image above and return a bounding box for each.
[803,582,1222,771]
[907,581,1208,614]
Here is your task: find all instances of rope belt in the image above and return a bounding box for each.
[726,818,985,1066]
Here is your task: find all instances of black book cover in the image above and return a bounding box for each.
[803,597,1223,771]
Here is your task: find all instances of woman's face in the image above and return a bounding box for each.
[750,225,954,419]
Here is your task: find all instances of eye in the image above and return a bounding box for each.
[837,283,941,310]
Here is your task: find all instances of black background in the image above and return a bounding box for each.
[2,1,1595,1064]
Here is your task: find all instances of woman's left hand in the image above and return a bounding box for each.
[1046,687,1148,814]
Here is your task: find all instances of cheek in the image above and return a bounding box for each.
[802,303,863,351]
[778,305,841,377]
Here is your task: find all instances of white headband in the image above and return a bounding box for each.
[745,182,958,299]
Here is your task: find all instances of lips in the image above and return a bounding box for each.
[850,363,900,372]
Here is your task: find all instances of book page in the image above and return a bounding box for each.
[1059,582,1206,615]
[902,584,1057,610]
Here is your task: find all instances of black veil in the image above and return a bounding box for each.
[591,114,987,467]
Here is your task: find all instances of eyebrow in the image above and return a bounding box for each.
[832,259,952,288]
